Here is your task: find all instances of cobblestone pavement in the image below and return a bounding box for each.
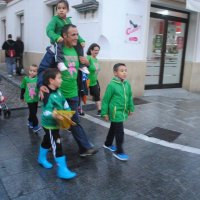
[1,62,200,199]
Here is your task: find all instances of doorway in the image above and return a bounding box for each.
[145,6,189,89]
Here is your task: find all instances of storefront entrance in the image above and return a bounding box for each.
[145,5,189,89]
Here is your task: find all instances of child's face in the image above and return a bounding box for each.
[57,3,68,18]
[114,65,127,81]
[29,66,38,78]
[50,73,62,88]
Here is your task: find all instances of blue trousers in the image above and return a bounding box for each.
[67,97,92,153]
[5,57,16,75]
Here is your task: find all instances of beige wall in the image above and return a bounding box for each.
[183,61,200,92]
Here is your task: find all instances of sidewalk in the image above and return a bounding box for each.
[1,62,200,199]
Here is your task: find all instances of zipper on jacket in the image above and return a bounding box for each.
[123,83,127,120]
[113,106,116,119]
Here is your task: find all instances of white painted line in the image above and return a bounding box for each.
[83,114,200,155]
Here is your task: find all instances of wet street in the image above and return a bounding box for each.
[1,64,200,199]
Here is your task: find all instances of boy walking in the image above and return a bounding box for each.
[101,63,134,161]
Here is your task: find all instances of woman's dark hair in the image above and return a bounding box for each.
[56,0,69,10]
[43,68,60,86]
[113,63,126,72]
[86,43,100,55]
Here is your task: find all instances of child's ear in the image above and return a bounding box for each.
[113,71,117,76]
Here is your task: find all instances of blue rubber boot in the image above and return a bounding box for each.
[55,156,76,179]
[37,146,53,169]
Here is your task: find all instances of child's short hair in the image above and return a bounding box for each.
[30,64,38,68]
[56,0,69,10]
[43,68,60,86]
[113,63,126,72]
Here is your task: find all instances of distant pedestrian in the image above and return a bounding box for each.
[15,36,24,75]
[20,64,41,133]
[2,34,16,77]
[38,68,76,180]
[87,43,101,116]
[102,63,135,161]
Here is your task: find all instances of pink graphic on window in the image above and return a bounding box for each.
[68,62,77,76]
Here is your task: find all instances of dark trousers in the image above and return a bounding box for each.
[16,56,23,75]
[41,128,63,157]
[55,41,83,63]
[27,102,38,127]
[66,97,92,153]
[105,122,124,154]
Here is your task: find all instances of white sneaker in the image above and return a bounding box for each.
[79,66,90,74]
[57,62,68,72]
[8,74,12,78]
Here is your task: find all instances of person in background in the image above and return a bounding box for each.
[15,36,24,75]
[2,34,16,77]
[38,68,76,180]
[20,64,41,133]
[101,63,135,161]
[86,43,101,116]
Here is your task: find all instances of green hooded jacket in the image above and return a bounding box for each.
[101,77,135,122]
[41,88,70,129]
[46,15,85,44]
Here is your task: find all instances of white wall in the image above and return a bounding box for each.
[100,0,150,60]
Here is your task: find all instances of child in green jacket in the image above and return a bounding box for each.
[101,63,135,161]
[46,0,89,74]
[38,68,76,180]
[20,64,41,133]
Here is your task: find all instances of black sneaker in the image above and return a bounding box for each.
[79,148,98,157]
[96,110,101,116]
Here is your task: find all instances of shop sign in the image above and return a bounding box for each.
[125,14,142,44]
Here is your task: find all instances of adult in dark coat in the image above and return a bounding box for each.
[15,37,24,75]
[2,34,16,77]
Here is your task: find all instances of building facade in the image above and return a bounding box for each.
[0,0,200,96]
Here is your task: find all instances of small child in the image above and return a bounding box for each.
[20,64,41,133]
[101,63,135,161]
[38,68,76,179]
[46,0,89,74]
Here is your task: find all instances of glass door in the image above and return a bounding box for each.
[145,6,189,89]
[163,21,186,84]
[146,18,165,85]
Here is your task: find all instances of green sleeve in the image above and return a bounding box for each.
[101,84,113,116]
[20,77,26,89]
[78,35,85,43]
[46,16,61,43]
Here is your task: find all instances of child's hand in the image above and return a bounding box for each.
[39,86,49,100]
[80,42,85,48]
[129,112,134,116]
[53,111,64,120]
[103,115,109,121]
[57,37,64,43]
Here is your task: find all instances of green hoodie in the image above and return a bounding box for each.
[101,77,135,122]
[46,15,85,44]
[41,88,70,129]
